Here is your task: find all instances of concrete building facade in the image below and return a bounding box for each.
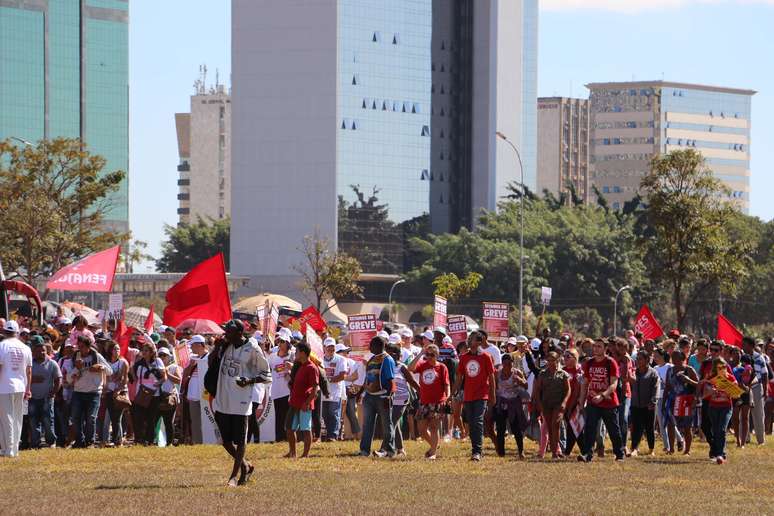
[175,81,231,225]
[587,81,754,212]
[537,97,590,202]
[230,0,538,299]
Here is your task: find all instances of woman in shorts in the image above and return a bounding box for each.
[731,350,755,448]
[408,344,450,460]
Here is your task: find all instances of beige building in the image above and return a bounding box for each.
[175,80,231,225]
[587,81,754,212]
[537,97,590,202]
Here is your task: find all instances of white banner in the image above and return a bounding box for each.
[195,356,221,445]
[107,293,123,320]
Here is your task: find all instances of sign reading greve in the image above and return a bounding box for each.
[433,295,447,329]
[447,315,467,344]
[633,305,664,340]
[482,302,509,339]
[347,313,377,361]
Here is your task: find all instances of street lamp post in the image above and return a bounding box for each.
[613,285,631,337]
[496,131,525,335]
[9,136,32,147]
[388,278,406,323]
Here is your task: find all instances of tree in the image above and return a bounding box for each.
[0,138,126,284]
[561,307,604,339]
[156,216,230,272]
[293,229,363,315]
[640,149,750,327]
[432,272,482,302]
[121,235,153,273]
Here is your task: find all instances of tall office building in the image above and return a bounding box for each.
[587,81,754,212]
[537,97,590,202]
[231,0,538,297]
[0,0,130,232]
[174,75,231,225]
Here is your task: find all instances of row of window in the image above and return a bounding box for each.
[597,137,655,145]
[595,120,655,130]
[362,98,421,114]
[592,153,652,162]
[371,32,400,45]
[666,138,746,151]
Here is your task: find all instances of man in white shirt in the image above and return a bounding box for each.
[183,335,207,444]
[0,320,33,457]
[213,319,270,487]
[480,333,503,369]
[399,328,421,363]
[337,343,363,440]
[321,337,347,441]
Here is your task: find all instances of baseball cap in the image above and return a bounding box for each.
[29,335,45,347]
[150,332,160,343]
[3,320,20,333]
[335,343,350,353]
[399,328,413,338]
[421,330,434,341]
[20,327,30,335]
[276,327,292,343]
[668,329,680,339]
[433,327,447,336]
[56,317,72,326]
[506,336,519,346]
[163,326,176,334]
[223,319,244,333]
[530,338,541,351]
[291,330,304,341]
[515,335,528,344]
[442,335,452,345]
[158,347,172,356]
[190,334,206,345]
[377,330,390,340]
[388,333,401,345]
[323,337,337,348]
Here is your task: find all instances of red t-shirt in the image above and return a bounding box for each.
[617,355,634,398]
[457,352,495,402]
[699,360,736,408]
[582,356,620,409]
[289,361,319,410]
[415,360,450,404]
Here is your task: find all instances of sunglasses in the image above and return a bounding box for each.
[710,348,721,353]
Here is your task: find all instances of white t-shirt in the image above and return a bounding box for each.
[344,357,365,389]
[482,344,502,368]
[322,353,347,402]
[70,349,112,394]
[0,337,32,394]
[135,357,165,397]
[655,363,672,398]
[214,338,269,416]
[268,351,294,400]
[187,353,207,402]
[400,345,422,364]
[162,363,181,395]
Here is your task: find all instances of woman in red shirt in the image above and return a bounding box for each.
[698,356,739,464]
[408,344,450,460]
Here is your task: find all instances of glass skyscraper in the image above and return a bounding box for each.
[0,0,129,231]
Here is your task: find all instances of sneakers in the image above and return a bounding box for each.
[614,456,625,462]
[471,453,482,462]
[453,428,461,440]
[396,449,407,457]
[715,456,726,465]
[373,450,395,459]
[577,454,590,463]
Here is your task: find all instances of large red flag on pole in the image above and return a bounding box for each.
[717,313,743,348]
[633,305,664,340]
[162,253,232,327]
[143,304,155,334]
[46,245,120,292]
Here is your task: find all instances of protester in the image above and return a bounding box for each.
[453,331,496,461]
[742,336,768,445]
[492,353,528,458]
[532,351,571,459]
[28,336,62,449]
[69,335,112,448]
[663,350,698,455]
[268,329,294,442]
[132,342,166,446]
[286,341,319,459]
[181,335,207,444]
[159,347,181,446]
[628,350,658,457]
[385,343,419,456]
[407,344,450,459]
[562,348,585,456]
[321,337,347,442]
[359,336,396,457]
[699,355,739,464]
[613,338,635,455]
[338,343,363,440]
[0,321,33,457]
[730,349,753,448]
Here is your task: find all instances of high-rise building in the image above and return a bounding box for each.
[0,0,129,232]
[587,81,754,212]
[537,97,590,202]
[231,0,538,297]
[174,75,231,225]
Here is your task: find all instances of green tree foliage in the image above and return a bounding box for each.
[293,229,363,315]
[156,216,230,272]
[641,149,750,327]
[432,272,482,302]
[121,235,153,273]
[561,307,604,339]
[0,138,126,284]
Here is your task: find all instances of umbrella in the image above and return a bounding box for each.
[233,292,302,313]
[176,318,224,335]
[124,306,163,330]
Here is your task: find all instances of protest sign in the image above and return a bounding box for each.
[107,294,123,321]
[347,313,377,361]
[482,302,509,340]
[711,373,745,399]
[288,306,327,334]
[306,326,324,358]
[255,304,266,333]
[447,315,468,344]
[433,295,447,329]
[263,302,279,344]
[541,287,552,306]
[174,342,191,369]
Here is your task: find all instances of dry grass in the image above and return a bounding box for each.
[1,437,773,515]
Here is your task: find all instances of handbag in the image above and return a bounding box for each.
[159,392,178,412]
[134,385,155,409]
[113,389,132,411]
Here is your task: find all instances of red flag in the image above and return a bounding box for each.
[115,312,132,358]
[162,253,232,327]
[143,304,155,334]
[633,305,664,340]
[717,313,743,348]
[46,245,120,292]
[291,306,327,334]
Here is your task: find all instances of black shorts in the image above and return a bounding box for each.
[215,411,248,445]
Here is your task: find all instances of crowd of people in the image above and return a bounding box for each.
[1,310,773,484]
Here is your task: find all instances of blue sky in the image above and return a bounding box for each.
[129,0,773,270]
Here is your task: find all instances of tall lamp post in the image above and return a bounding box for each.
[388,278,406,323]
[496,131,525,335]
[613,285,631,337]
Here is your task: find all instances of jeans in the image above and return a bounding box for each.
[132,397,161,445]
[28,397,56,447]
[345,395,361,435]
[494,404,523,455]
[389,403,407,450]
[630,406,655,451]
[463,400,488,456]
[583,404,624,460]
[750,383,765,444]
[617,396,631,448]
[563,413,584,456]
[70,391,101,447]
[360,394,394,455]
[657,397,683,449]
[700,402,713,456]
[188,400,202,444]
[273,396,289,442]
[103,393,125,445]
[322,400,342,441]
[708,405,733,459]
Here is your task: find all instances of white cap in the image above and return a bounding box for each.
[20,327,30,334]
[530,338,541,351]
[377,330,389,340]
[515,335,529,344]
[506,336,519,346]
[159,325,168,333]
[399,328,413,338]
[3,320,19,333]
[277,327,293,343]
[323,337,337,348]
[388,333,401,345]
[442,335,452,344]
[335,343,350,353]
[190,334,206,345]
[421,330,434,341]
[158,347,172,356]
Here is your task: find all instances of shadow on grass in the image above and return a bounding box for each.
[95,484,206,490]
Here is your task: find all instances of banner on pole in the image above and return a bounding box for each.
[107,294,123,321]
[633,305,664,340]
[482,302,509,340]
[541,287,552,305]
[196,357,221,445]
[347,313,377,361]
[447,315,467,344]
[433,295,447,329]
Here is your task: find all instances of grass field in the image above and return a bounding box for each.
[1,437,773,515]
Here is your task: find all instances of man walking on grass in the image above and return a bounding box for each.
[0,320,32,457]
[285,341,319,458]
[212,319,270,487]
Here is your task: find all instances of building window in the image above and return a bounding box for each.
[341,119,348,130]
[412,103,419,114]
[421,169,430,180]
[421,125,430,136]
[602,186,610,193]
[392,33,399,45]
[362,99,368,109]
[372,32,381,43]
[352,74,359,85]
[612,202,621,210]
[351,120,358,130]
